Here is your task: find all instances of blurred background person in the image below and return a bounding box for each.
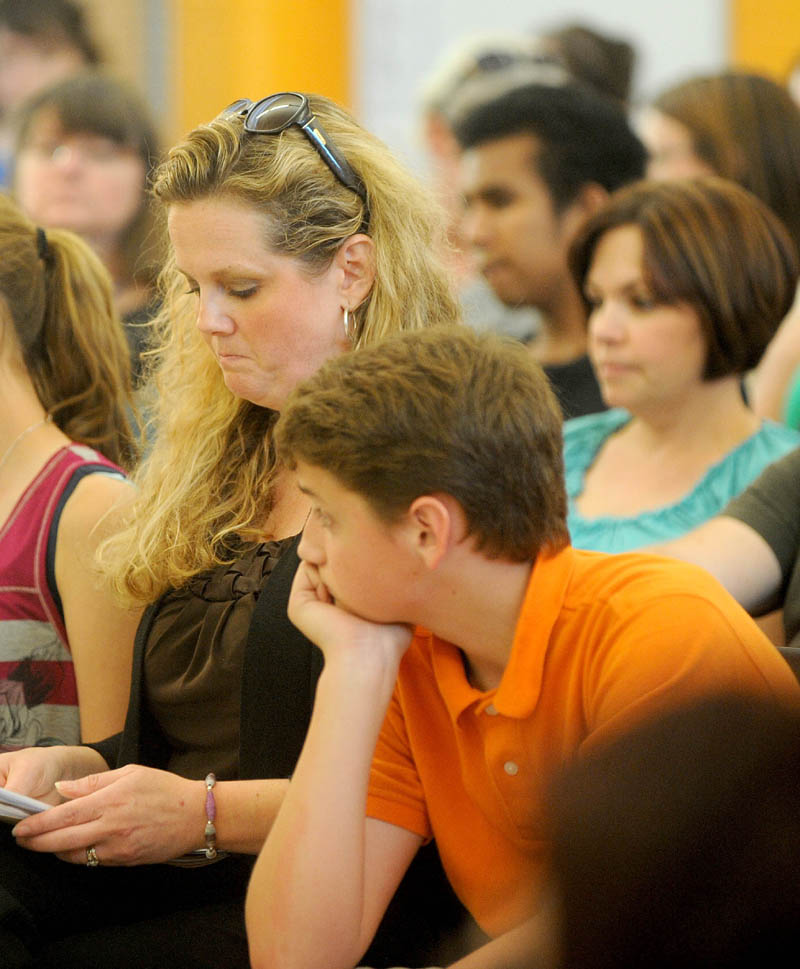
[638,71,800,427]
[417,22,639,348]
[418,32,563,342]
[454,81,646,418]
[0,193,139,750]
[640,71,800,253]
[564,177,799,553]
[547,693,800,969]
[0,0,100,187]
[535,20,636,107]
[11,72,163,382]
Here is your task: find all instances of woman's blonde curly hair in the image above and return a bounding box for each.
[98,93,460,603]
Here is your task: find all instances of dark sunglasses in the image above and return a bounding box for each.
[219,93,368,209]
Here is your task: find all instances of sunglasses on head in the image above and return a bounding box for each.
[219,93,369,212]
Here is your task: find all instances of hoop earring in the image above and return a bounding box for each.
[343,306,356,342]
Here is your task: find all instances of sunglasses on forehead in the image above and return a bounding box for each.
[219,93,369,211]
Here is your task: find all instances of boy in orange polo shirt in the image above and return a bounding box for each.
[246,327,800,969]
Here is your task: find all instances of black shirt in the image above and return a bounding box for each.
[544,354,606,420]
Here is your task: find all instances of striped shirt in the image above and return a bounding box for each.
[0,445,125,749]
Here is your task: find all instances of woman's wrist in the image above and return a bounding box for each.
[204,778,292,855]
[203,772,219,858]
[64,745,110,781]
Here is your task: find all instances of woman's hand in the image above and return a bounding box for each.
[0,745,104,804]
[11,764,205,867]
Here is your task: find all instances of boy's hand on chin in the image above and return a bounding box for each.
[288,561,413,669]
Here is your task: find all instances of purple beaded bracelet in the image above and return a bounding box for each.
[204,772,218,860]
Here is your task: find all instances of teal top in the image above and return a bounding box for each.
[564,408,800,553]
[782,365,800,429]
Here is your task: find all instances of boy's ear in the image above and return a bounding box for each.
[334,233,376,309]
[406,493,466,569]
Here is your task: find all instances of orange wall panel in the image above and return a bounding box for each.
[172,0,351,137]
[731,0,800,80]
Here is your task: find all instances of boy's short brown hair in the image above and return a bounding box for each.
[277,326,569,562]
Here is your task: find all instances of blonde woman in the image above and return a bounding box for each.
[0,193,138,751]
[0,93,466,968]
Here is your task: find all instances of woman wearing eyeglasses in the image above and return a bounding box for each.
[12,72,164,383]
[0,93,467,968]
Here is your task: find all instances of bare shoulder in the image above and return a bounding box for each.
[57,471,135,545]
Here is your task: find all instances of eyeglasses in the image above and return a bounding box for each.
[219,93,368,208]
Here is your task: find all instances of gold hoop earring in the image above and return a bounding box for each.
[343,307,355,342]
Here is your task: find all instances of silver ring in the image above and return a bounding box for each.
[85,845,99,867]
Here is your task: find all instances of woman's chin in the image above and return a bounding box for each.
[219,375,278,410]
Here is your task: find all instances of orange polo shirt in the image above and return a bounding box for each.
[366,545,800,938]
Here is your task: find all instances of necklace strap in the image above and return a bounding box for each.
[0,415,52,475]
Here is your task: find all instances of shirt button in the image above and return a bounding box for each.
[485,703,498,716]
[503,761,519,776]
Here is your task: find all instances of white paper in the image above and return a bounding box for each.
[0,786,50,822]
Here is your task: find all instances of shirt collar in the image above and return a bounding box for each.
[423,544,577,721]
[494,544,575,717]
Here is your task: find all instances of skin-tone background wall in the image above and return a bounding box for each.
[79,0,799,162]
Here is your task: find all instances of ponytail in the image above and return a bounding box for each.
[0,194,139,470]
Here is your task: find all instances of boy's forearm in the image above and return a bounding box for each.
[356,917,553,969]
[246,654,399,969]
[449,912,556,969]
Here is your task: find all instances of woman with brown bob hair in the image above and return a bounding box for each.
[0,93,469,968]
[563,176,800,553]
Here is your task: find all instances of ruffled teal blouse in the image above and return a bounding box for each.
[564,408,800,553]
